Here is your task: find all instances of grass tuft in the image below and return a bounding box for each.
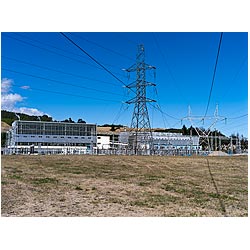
[32,177,58,185]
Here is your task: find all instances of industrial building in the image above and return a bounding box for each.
[152,132,200,150]
[119,131,201,155]
[5,120,97,154]
[4,120,202,155]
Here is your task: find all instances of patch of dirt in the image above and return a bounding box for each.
[209,151,229,156]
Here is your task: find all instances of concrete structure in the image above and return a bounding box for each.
[5,120,96,154]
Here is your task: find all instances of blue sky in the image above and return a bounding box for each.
[1,32,248,137]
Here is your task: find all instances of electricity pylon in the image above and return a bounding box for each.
[181,104,226,151]
[125,44,156,154]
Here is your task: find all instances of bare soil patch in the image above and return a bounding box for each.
[1,155,248,217]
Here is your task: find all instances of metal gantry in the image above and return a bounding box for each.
[125,44,156,154]
[181,105,227,152]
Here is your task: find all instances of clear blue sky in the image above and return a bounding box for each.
[1,32,248,137]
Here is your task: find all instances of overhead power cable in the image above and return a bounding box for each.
[12,32,125,71]
[3,34,127,79]
[13,32,100,64]
[227,114,248,119]
[2,68,124,97]
[69,32,134,61]
[149,103,180,120]
[10,83,121,103]
[60,32,126,86]
[2,56,120,87]
[112,103,130,125]
[222,55,247,100]
[152,33,190,105]
[204,32,224,118]
[221,122,248,132]
[114,33,138,45]
[151,86,180,120]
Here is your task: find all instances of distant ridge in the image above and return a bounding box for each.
[1,110,53,126]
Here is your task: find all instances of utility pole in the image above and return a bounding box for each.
[125,44,156,155]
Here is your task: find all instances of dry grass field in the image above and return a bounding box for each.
[1,155,248,217]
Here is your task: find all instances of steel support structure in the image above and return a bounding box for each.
[125,44,156,155]
[181,105,226,152]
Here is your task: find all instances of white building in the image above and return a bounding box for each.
[119,131,201,151]
[152,132,200,150]
[97,135,110,149]
[5,120,97,155]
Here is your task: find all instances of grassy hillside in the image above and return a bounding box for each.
[1,110,52,126]
[1,121,10,133]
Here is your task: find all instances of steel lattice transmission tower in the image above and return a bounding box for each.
[125,44,156,154]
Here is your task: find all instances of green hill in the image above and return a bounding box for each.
[1,110,53,126]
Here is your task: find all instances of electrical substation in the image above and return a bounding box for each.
[3,34,248,156]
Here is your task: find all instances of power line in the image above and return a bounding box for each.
[148,103,171,127]
[2,56,120,87]
[13,32,100,63]
[10,83,121,103]
[219,117,247,128]
[2,68,124,97]
[151,86,180,120]
[60,32,127,86]
[222,55,247,100]
[3,34,102,70]
[149,103,180,120]
[227,114,248,119]
[69,32,134,61]
[13,32,125,71]
[3,33,127,79]
[204,32,224,118]
[221,122,248,132]
[112,103,130,125]
[152,33,190,105]
[114,33,138,45]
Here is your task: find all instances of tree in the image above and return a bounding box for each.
[182,125,188,135]
[1,132,7,147]
[77,118,86,123]
[62,118,75,123]
[110,124,116,131]
[187,126,193,136]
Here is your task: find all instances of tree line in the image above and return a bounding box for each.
[1,110,88,125]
